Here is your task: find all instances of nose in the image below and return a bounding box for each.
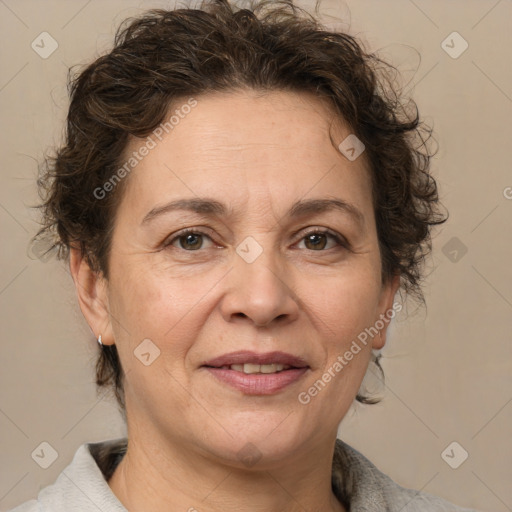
[219,248,300,328]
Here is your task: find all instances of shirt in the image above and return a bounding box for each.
[8,437,479,511]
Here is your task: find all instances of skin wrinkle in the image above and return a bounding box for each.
[71,89,400,512]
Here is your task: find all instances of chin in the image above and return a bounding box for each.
[191,412,315,468]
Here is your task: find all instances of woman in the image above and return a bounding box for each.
[11,0,479,510]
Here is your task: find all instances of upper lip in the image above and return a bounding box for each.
[202,350,309,368]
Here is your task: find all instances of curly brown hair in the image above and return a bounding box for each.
[34,0,447,413]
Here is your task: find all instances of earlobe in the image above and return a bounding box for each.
[69,248,114,345]
[373,273,401,350]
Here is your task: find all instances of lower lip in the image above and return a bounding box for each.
[203,367,309,395]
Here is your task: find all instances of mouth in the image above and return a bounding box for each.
[201,351,310,395]
[208,363,295,374]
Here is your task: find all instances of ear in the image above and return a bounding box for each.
[69,247,114,345]
[372,273,401,350]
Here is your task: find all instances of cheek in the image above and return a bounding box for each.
[306,264,382,342]
[107,269,207,411]
[108,262,216,362]
[301,277,378,412]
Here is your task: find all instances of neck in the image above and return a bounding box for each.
[107,433,347,512]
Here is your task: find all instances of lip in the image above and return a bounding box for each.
[201,350,309,368]
[204,367,308,395]
[201,351,310,395]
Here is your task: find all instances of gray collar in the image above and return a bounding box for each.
[32,437,476,512]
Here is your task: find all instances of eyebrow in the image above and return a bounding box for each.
[141,197,366,230]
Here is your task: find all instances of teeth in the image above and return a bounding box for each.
[244,363,262,374]
[228,363,290,374]
[260,364,279,374]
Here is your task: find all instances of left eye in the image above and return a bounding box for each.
[296,230,346,251]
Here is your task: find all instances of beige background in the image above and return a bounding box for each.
[1,0,511,510]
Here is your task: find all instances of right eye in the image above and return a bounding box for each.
[164,229,215,251]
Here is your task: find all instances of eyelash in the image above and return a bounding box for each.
[163,227,349,253]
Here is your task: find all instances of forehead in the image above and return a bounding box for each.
[118,89,373,220]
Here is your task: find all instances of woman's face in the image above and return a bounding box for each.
[96,89,399,465]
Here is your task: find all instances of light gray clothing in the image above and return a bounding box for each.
[9,437,478,511]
